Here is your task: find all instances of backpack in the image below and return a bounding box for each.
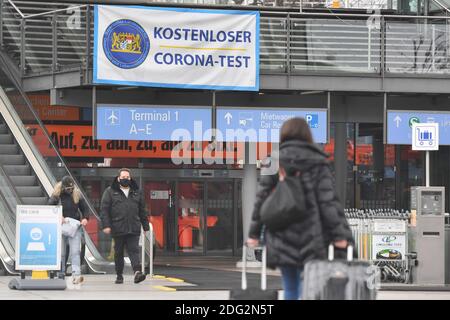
[259,173,307,232]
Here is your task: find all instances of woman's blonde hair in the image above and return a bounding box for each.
[52,181,81,204]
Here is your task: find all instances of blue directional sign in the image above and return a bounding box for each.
[216,108,328,143]
[387,110,450,145]
[96,104,212,141]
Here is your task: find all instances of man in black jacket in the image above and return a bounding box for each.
[100,168,149,284]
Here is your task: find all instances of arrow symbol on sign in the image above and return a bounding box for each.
[224,113,232,125]
[394,115,402,128]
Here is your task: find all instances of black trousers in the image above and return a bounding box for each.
[113,234,141,275]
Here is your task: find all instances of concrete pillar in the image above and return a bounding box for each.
[334,122,348,206]
[242,163,258,243]
[237,142,260,267]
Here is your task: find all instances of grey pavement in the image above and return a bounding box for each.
[0,275,449,300]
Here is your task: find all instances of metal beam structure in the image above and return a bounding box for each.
[3,0,450,94]
[22,73,450,94]
[259,74,450,94]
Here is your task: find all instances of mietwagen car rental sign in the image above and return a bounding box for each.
[94,5,259,91]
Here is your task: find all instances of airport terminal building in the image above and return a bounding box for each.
[0,0,450,278]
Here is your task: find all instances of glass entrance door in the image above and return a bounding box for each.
[206,181,234,254]
[176,180,236,255]
[353,123,396,209]
[144,181,174,252]
[79,178,113,260]
[177,182,205,253]
[144,179,238,255]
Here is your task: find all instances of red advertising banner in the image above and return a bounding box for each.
[26,124,272,161]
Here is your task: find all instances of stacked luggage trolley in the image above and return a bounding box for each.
[345,209,414,283]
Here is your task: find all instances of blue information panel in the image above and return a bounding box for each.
[387,110,450,145]
[96,104,212,141]
[216,108,328,143]
[19,223,58,267]
[16,205,62,271]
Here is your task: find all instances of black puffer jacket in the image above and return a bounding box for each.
[100,177,149,237]
[249,140,353,269]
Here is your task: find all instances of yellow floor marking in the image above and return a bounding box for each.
[153,285,176,292]
[166,277,185,283]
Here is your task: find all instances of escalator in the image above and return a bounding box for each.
[0,115,47,205]
[0,165,20,275]
[0,49,123,275]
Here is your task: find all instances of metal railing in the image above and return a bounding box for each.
[1,1,91,78]
[141,223,154,277]
[1,1,450,80]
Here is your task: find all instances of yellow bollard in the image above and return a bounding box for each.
[31,271,48,279]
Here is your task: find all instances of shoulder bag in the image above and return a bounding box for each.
[259,175,306,232]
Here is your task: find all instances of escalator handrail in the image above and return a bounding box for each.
[0,230,18,275]
[0,182,20,275]
[0,162,23,209]
[430,0,450,13]
[0,178,17,226]
[0,185,18,244]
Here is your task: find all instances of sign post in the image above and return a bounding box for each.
[9,205,66,290]
[412,122,439,187]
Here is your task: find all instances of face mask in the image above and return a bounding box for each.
[63,186,74,194]
[119,179,130,188]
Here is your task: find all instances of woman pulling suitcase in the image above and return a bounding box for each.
[247,117,354,300]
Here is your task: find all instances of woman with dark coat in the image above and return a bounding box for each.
[247,117,353,300]
[48,175,89,284]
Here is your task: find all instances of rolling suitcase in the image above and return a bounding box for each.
[302,245,378,300]
[229,245,278,300]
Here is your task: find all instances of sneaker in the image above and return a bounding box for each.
[115,274,124,284]
[134,271,146,284]
[72,275,84,285]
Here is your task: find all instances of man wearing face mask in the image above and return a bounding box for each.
[48,176,89,284]
[100,168,149,284]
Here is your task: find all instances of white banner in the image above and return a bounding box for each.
[94,5,259,91]
[373,219,406,233]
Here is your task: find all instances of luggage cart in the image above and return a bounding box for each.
[345,209,412,283]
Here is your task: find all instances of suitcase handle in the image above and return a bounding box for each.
[242,245,267,291]
[328,244,354,262]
